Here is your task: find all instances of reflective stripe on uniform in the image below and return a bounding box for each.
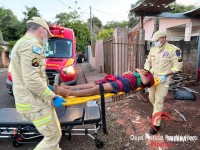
[33,146,39,150]
[33,115,52,127]
[171,67,179,73]
[34,146,60,150]
[16,103,32,111]
[158,72,166,76]
[23,35,33,40]
[42,88,51,97]
[144,67,150,71]
[164,44,177,51]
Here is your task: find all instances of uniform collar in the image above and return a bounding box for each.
[159,42,168,51]
[25,33,43,46]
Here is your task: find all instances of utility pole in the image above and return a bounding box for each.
[153,17,159,34]
[90,6,93,45]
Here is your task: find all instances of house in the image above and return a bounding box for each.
[129,16,200,41]
[129,7,200,41]
[128,5,200,77]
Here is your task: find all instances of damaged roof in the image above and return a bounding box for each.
[130,0,175,16]
[130,0,200,19]
[184,7,200,18]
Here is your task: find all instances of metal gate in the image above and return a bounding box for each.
[103,31,143,75]
[103,38,113,75]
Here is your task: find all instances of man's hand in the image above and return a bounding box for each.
[49,85,54,91]
[135,68,142,73]
[53,96,67,107]
[160,74,167,83]
[122,71,132,76]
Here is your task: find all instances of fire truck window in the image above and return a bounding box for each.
[47,39,72,58]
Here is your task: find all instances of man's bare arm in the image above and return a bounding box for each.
[135,69,150,85]
[122,71,132,76]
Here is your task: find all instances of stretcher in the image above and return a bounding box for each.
[0,105,104,148]
[0,77,159,149]
[62,78,160,106]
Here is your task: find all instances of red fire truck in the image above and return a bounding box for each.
[6,25,77,96]
[46,25,77,85]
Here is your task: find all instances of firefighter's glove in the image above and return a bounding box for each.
[160,74,167,84]
[49,85,54,91]
[53,96,67,107]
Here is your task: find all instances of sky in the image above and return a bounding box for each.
[1,0,200,25]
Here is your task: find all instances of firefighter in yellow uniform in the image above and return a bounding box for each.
[10,17,66,150]
[144,30,183,135]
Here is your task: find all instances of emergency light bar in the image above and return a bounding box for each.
[50,25,65,38]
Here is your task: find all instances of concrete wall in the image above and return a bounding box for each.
[89,28,129,75]
[166,28,185,41]
[169,41,198,75]
[87,45,95,67]
[145,40,199,76]
[113,28,129,75]
[88,40,104,73]
[94,40,104,73]
[160,18,190,30]
[142,18,156,41]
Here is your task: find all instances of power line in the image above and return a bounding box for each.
[81,6,90,13]
[80,7,90,15]
[92,7,127,19]
[56,0,70,9]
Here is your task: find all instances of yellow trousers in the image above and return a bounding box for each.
[21,105,62,150]
[148,83,169,126]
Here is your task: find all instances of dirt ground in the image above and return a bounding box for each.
[60,83,200,150]
[52,64,200,150]
[101,84,200,150]
[1,64,199,150]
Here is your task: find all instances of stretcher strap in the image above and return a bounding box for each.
[99,83,107,134]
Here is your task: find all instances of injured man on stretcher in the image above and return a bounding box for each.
[54,69,155,98]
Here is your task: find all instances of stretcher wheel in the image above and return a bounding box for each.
[12,140,23,147]
[95,139,104,148]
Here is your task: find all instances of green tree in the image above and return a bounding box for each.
[87,16,102,38]
[55,12,71,25]
[0,46,3,53]
[67,21,90,53]
[128,0,143,28]
[88,16,103,29]
[55,1,90,52]
[56,1,81,25]
[0,7,20,41]
[7,40,17,52]
[0,30,3,43]
[104,21,127,29]
[19,6,41,36]
[96,28,114,40]
[68,1,81,22]
[169,3,197,13]
[23,6,40,21]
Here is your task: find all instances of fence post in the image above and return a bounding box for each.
[196,34,200,81]
[138,29,145,69]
